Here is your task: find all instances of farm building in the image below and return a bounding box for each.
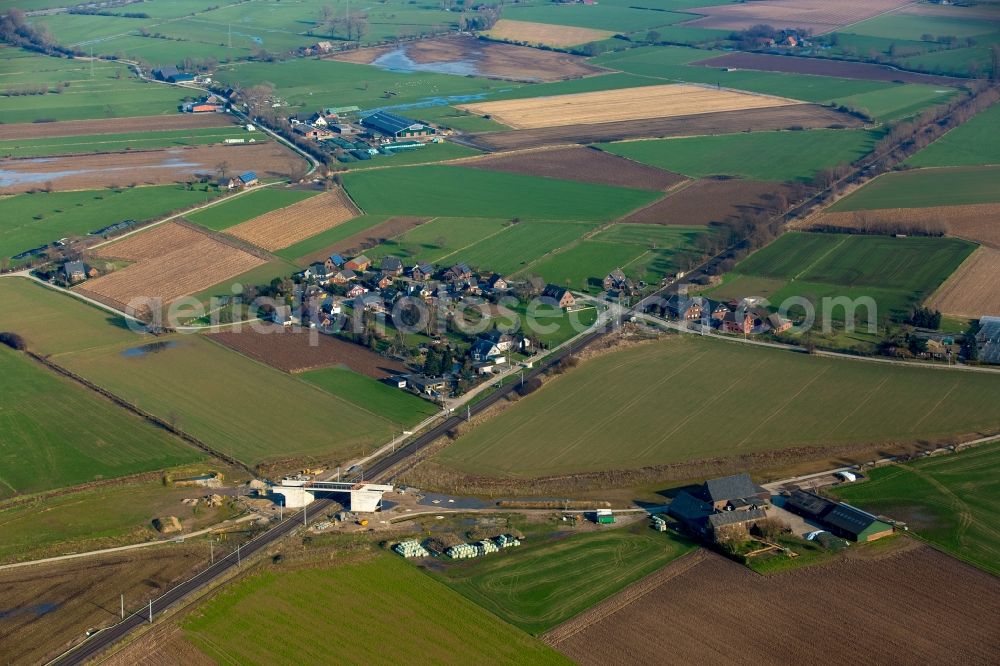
[345,255,371,272]
[822,503,893,542]
[361,111,435,139]
[153,66,194,83]
[668,473,770,542]
[62,260,87,283]
[977,316,1000,365]
[541,284,576,309]
[228,172,258,189]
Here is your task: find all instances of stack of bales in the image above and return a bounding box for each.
[477,539,500,556]
[446,543,479,559]
[394,540,430,558]
[495,534,521,548]
[650,515,667,532]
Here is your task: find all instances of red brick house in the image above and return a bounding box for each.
[541,284,576,309]
[345,255,371,272]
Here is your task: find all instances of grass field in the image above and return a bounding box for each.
[186,187,318,231]
[182,554,567,663]
[599,130,877,182]
[830,166,1000,210]
[335,141,480,170]
[0,126,255,159]
[0,184,220,261]
[57,335,396,466]
[436,336,1000,478]
[718,232,975,321]
[343,166,658,220]
[833,442,1000,576]
[432,522,696,635]
[0,346,203,498]
[0,49,190,122]
[827,84,956,122]
[300,367,439,428]
[905,102,1000,167]
[274,214,390,263]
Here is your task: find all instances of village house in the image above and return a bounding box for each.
[345,284,367,298]
[442,263,472,281]
[293,125,333,141]
[324,254,346,272]
[307,112,329,127]
[541,284,576,309]
[470,338,503,363]
[313,40,334,53]
[272,305,299,327]
[376,273,394,290]
[482,273,508,292]
[345,255,371,272]
[380,256,404,276]
[603,268,634,295]
[409,262,435,282]
[331,268,356,285]
[361,111,435,139]
[720,309,755,335]
[307,263,331,285]
[663,295,702,320]
[62,260,87,283]
[408,374,450,398]
[766,312,792,333]
[977,316,1000,364]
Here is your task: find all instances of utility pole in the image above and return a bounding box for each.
[148,599,153,624]
[237,543,241,566]
[303,503,307,527]
[466,404,471,422]
[210,538,214,564]
[279,503,283,521]
[120,594,124,620]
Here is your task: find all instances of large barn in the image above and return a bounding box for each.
[361,111,435,139]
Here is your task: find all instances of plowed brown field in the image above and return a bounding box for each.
[0,114,233,141]
[683,0,911,33]
[461,104,860,152]
[210,325,407,377]
[622,178,787,226]
[694,52,961,86]
[330,35,602,82]
[551,543,1000,664]
[225,189,358,251]
[811,204,1000,248]
[926,246,1000,318]
[462,146,686,190]
[297,216,427,265]
[0,142,304,194]
[81,222,265,309]
[484,19,614,47]
[457,84,797,130]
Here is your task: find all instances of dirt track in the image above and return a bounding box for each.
[0,114,234,141]
[694,52,962,87]
[0,142,304,194]
[462,146,686,191]
[210,325,408,377]
[330,35,602,82]
[460,105,861,152]
[551,542,1000,664]
[622,178,789,226]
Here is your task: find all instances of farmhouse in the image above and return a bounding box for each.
[977,316,1000,365]
[361,111,435,139]
[669,473,769,542]
[663,295,702,320]
[228,172,259,189]
[603,268,634,295]
[153,66,194,83]
[62,260,87,283]
[720,309,755,335]
[541,284,576,309]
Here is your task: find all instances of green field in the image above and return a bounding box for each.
[0,49,191,122]
[57,335,396,466]
[343,166,658,220]
[905,102,1000,167]
[0,126,256,158]
[0,184,220,261]
[274,214,389,264]
[524,240,649,292]
[718,232,975,321]
[830,166,1000,210]
[826,84,956,122]
[0,345,203,498]
[502,3,695,32]
[599,130,877,182]
[433,523,696,634]
[182,554,567,664]
[842,12,999,41]
[186,187,318,231]
[335,141,480,170]
[436,336,1000,478]
[300,367,439,428]
[833,442,1000,576]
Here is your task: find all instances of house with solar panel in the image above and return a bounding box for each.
[361,111,435,139]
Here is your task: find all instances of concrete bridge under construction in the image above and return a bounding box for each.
[270,477,392,512]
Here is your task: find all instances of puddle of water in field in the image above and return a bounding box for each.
[121,340,178,358]
[372,46,481,76]
[0,603,58,620]
[0,157,206,188]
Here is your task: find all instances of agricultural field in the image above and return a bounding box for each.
[225,189,357,251]
[550,545,1000,664]
[457,84,798,130]
[0,142,304,195]
[209,325,408,377]
[833,442,1000,576]
[0,184,220,263]
[0,49,190,123]
[718,231,975,321]
[462,104,860,152]
[432,522,695,635]
[501,3,695,33]
[600,129,876,182]
[0,126,254,159]
[300,367,439,428]
[0,345,202,498]
[830,166,1000,210]
[180,554,567,663]
[186,187,317,231]
[334,141,481,171]
[463,146,686,191]
[0,546,212,666]
[276,214,396,264]
[681,0,913,33]
[810,204,1000,248]
[484,19,614,47]
[926,247,1000,319]
[57,334,395,467]
[621,179,789,226]
[0,113,235,142]
[81,222,266,311]
[905,101,1000,168]
[342,166,659,220]
[331,35,602,82]
[524,241,653,292]
[434,336,1000,479]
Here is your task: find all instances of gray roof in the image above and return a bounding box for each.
[979,317,1000,364]
[707,507,766,528]
[668,491,714,524]
[823,503,888,537]
[63,260,85,275]
[702,473,764,503]
[381,256,403,271]
[785,489,836,518]
[362,111,425,135]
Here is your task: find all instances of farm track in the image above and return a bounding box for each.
[0,114,234,141]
